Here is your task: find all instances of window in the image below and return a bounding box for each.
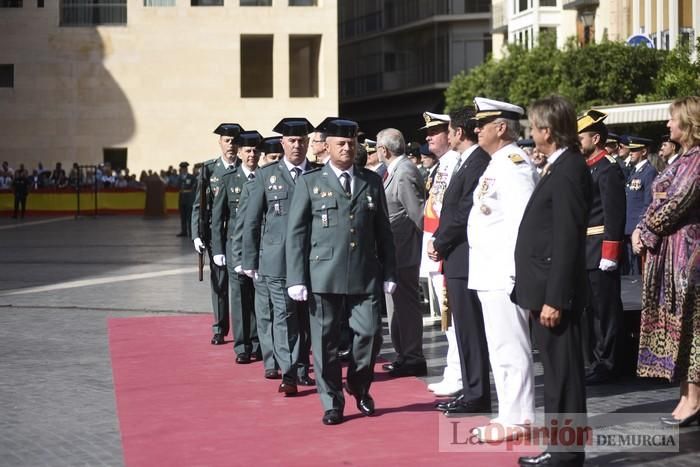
[37,0,44,6]
[289,0,316,5]
[191,0,222,5]
[60,1,127,26]
[0,0,22,6]
[240,0,270,5]
[464,0,490,13]
[104,148,127,173]
[145,0,175,5]
[517,0,528,13]
[540,0,556,6]
[241,35,273,97]
[0,65,14,88]
[289,35,320,98]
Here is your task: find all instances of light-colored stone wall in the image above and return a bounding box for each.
[0,0,338,173]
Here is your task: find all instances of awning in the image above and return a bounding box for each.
[592,101,672,125]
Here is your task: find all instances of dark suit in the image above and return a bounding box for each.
[432,145,490,404]
[512,148,591,464]
[286,165,396,412]
[383,156,425,367]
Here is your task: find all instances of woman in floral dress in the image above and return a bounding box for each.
[632,96,700,426]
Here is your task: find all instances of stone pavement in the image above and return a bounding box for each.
[0,216,698,466]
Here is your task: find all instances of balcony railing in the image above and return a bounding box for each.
[60,1,127,26]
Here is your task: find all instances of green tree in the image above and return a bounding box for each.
[445,36,682,113]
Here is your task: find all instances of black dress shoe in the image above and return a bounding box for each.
[251,350,263,361]
[444,399,491,415]
[388,361,427,377]
[235,352,252,364]
[264,369,281,379]
[344,383,375,416]
[584,366,611,385]
[210,334,225,345]
[322,409,343,425]
[518,452,554,466]
[660,410,700,427]
[278,381,298,396]
[435,394,464,411]
[297,375,316,386]
[382,361,401,372]
[337,348,351,360]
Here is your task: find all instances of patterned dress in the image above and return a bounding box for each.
[637,145,700,382]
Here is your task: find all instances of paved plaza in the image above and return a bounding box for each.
[0,215,698,466]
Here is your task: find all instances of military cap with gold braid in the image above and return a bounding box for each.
[419,112,450,130]
[577,109,608,134]
[473,97,524,123]
[362,138,377,154]
[625,135,653,151]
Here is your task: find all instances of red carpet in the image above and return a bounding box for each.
[109,315,535,466]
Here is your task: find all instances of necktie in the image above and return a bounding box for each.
[541,162,551,177]
[340,172,351,196]
[452,157,463,175]
[248,172,255,180]
[291,167,301,183]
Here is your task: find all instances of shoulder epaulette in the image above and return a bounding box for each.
[203,158,218,166]
[605,155,617,164]
[508,154,525,164]
[302,166,322,175]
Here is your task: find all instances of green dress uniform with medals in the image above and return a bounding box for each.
[242,118,319,391]
[211,130,263,362]
[191,123,243,343]
[285,119,397,424]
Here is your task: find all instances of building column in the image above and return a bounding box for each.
[669,0,679,49]
[633,0,641,34]
[693,0,699,59]
[656,0,664,48]
[644,0,652,35]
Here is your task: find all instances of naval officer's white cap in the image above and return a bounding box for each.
[473,97,524,122]
[419,111,451,130]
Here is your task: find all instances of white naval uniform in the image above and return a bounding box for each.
[419,149,461,386]
[467,142,539,426]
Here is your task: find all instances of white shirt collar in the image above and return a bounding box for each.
[282,157,308,173]
[387,155,404,175]
[546,146,567,166]
[327,162,354,179]
[241,166,254,178]
[220,156,236,169]
[459,144,479,164]
[635,159,648,172]
[668,154,680,165]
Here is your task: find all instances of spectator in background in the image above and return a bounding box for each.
[623,137,657,275]
[2,161,14,177]
[420,144,438,192]
[68,163,82,187]
[12,164,30,219]
[659,134,682,167]
[634,96,700,428]
[309,130,329,164]
[139,170,148,184]
[364,139,387,179]
[0,168,13,189]
[36,162,50,187]
[51,162,67,187]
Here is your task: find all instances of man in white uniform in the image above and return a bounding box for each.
[416,112,462,397]
[467,97,538,442]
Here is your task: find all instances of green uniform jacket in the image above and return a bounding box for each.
[210,165,251,257]
[229,180,258,267]
[242,159,319,277]
[190,157,235,243]
[285,165,397,294]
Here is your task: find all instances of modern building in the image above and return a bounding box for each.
[0,0,338,174]
[492,0,699,58]
[338,0,491,142]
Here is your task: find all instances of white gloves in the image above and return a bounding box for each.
[234,265,243,274]
[599,259,618,271]
[213,254,226,267]
[383,281,397,294]
[288,285,308,301]
[193,237,205,254]
[243,269,257,279]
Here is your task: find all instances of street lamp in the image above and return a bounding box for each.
[579,6,596,45]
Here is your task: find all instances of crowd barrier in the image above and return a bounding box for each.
[0,186,180,216]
